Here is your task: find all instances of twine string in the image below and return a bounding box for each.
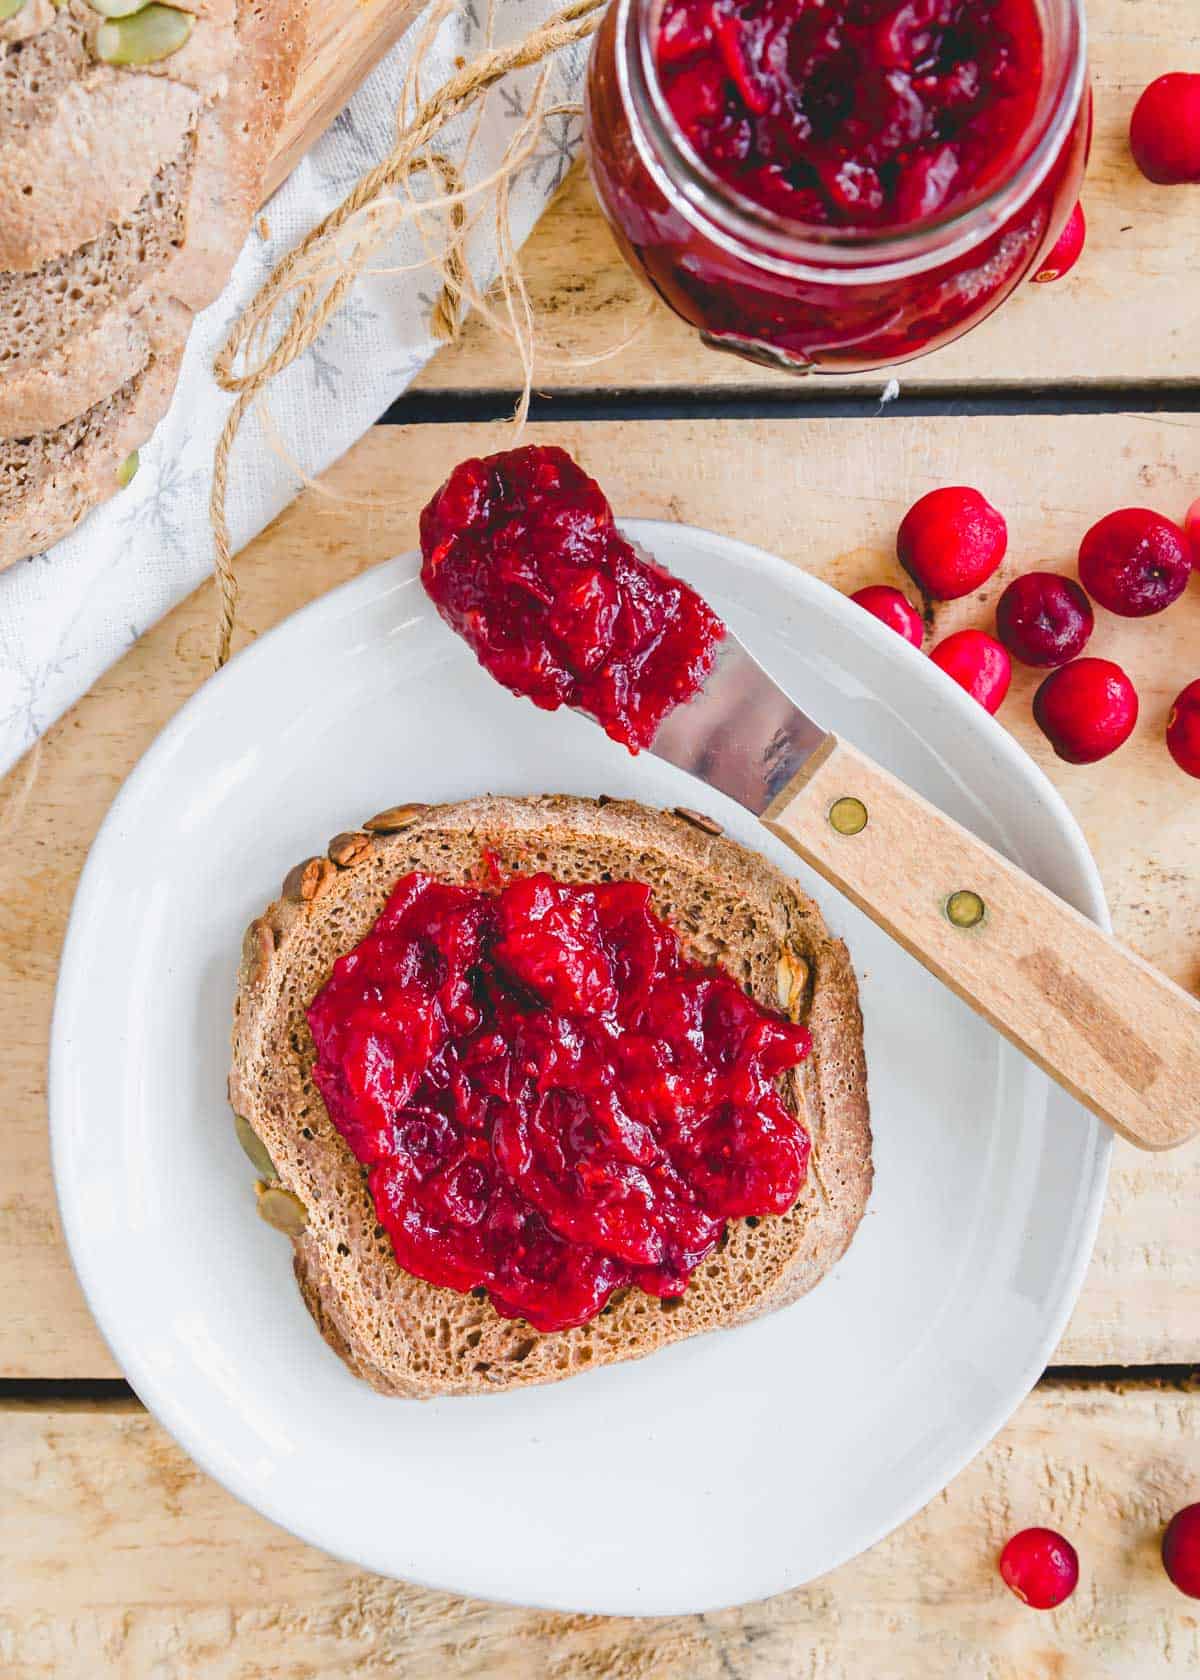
[209,0,611,667]
[220,73,556,521]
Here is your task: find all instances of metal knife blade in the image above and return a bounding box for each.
[649,629,829,815]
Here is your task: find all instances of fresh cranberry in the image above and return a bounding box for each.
[1166,681,1200,778]
[307,871,812,1333]
[850,584,924,648]
[420,446,724,753]
[1130,74,1200,185]
[1077,508,1192,617]
[654,0,1045,230]
[999,1528,1080,1609]
[1031,201,1086,282]
[897,487,1008,601]
[929,629,1011,713]
[995,571,1093,667]
[1163,1504,1200,1598]
[1033,658,1139,763]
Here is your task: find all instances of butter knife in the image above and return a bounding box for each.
[646,621,1199,1152]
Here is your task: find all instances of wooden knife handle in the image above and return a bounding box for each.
[762,735,1200,1152]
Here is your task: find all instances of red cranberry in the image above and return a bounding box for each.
[999,1528,1079,1609]
[898,487,1008,601]
[1031,202,1086,283]
[1077,508,1192,618]
[929,629,1011,714]
[1130,74,1200,185]
[995,572,1093,667]
[850,585,924,648]
[1163,1503,1200,1598]
[1033,658,1139,763]
[1166,681,1200,779]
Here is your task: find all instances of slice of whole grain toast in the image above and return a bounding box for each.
[230,794,872,1397]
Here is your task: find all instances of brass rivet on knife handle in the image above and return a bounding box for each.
[945,889,986,929]
[828,796,868,836]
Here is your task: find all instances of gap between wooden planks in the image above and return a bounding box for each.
[1,414,1198,1382]
[413,0,1200,393]
[3,1382,1199,1678]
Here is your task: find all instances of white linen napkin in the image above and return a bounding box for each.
[0,1,590,776]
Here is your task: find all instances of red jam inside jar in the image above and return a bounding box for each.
[656,0,1043,228]
[308,871,813,1332]
[420,444,724,752]
[585,0,1089,372]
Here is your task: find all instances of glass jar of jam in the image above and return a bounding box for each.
[584,0,1089,374]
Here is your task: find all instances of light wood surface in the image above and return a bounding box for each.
[414,0,1200,394]
[5,1383,1200,1677]
[765,735,1200,1152]
[9,10,1200,1664]
[263,0,428,201]
[3,415,1198,1380]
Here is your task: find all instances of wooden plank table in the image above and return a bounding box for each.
[415,0,1200,396]
[3,0,1200,1673]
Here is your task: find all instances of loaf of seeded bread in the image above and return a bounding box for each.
[230,794,873,1398]
[0,0,307,565]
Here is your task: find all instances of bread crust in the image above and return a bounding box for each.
[0,292,193,442]
[231,795,872,1398]
[0,350,184,565]
[161,0,308,313]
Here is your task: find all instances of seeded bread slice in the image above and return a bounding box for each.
[0,0,299,269]
[0,1,214,273]
[0,154,192,438]
[230,794,872,1398]
[0,349,183,565]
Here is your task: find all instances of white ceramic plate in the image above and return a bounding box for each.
[51,522,1110,1617]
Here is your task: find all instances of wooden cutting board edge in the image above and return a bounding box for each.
[263,0,429,203]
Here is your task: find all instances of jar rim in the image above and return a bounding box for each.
[622,0,1087,279]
